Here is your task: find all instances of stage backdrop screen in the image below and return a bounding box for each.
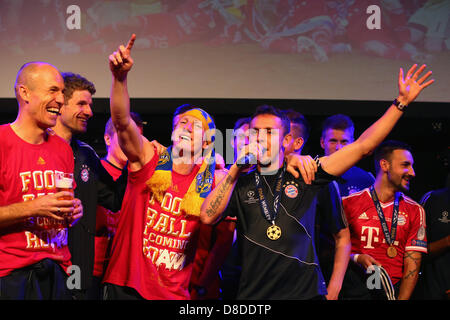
[1,0,449,102]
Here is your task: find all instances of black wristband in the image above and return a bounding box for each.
[393,98,408,112]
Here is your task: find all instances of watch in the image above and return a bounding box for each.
[393,98,408,111]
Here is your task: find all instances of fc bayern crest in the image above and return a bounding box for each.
[80,165,90,182]
[284,184,298,198]
[398,213,407,226]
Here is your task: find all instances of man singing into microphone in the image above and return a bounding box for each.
[200,64,434,299]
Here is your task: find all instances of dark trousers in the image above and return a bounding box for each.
[82,275,103,300]
[0,259,71,300]
[339,263,400,300]
[103,282,144,300]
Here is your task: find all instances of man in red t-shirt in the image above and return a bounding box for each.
[102,34,230,300]
[341,140,427,300]
[0,62,83,299]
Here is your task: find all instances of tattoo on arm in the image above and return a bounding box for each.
[403,251,421,279]
[205,174,234,218]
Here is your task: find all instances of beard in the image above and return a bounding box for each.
[397,182,409,193]
[389,173,413,193]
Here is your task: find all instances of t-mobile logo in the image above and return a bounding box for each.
[361,226,380,249]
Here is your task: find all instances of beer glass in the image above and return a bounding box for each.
[55,172,74,200]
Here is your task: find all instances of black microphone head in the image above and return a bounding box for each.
[237,153,257,168]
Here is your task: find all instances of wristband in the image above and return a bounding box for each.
[393,98,408,112]
[352,254,360,264]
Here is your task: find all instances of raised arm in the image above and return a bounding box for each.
[109,34,154,170]
[320,64,434,177]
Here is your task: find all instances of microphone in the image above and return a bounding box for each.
[236,153,257,168]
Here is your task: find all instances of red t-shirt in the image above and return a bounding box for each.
[93,159,122,278]
[103,152,205,300]
[343,188,428,284]
[0,124,74,277]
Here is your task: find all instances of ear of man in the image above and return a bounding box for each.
[282,133,293,149]
[294,137,304,151]
[104,134,111,147]
[379,159,390,173]
[17,85,30,104]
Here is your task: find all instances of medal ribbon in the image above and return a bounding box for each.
[369,185,400,246]
[254,162,286,223]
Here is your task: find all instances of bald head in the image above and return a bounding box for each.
[12,61,65,130]
[14,62,61,99]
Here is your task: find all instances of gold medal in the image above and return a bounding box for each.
[267,224,282,240]
[387,246,397,258]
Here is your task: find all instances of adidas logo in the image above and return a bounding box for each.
[358,212,369,220]
[37,156,46,165]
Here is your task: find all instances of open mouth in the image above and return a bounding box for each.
[46,107,60,115]
[179,134,191,142]
[403,175,412,182]
[402,176,413,188]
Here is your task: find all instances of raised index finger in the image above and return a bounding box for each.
[126,34,136,51]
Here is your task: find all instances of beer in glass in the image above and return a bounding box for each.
[55,172,74,201]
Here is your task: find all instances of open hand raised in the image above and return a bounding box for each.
[397,64,434,105]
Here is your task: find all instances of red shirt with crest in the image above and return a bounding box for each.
[343,188,427,284]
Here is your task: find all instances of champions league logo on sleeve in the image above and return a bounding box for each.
[411,226,427,249]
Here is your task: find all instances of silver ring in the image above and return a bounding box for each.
[57,208,61,214]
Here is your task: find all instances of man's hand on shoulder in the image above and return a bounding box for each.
[285,154,317,184]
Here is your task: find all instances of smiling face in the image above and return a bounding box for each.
[382,149,416,192]
[18,64,65,129]
[171,114,207,160]
[58,89,93,134]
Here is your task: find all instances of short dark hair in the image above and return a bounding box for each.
[321,114,355,139]
[61,72,96,104]
[233,117,251,131]
[374,140,413,173]
[251,105,291,136]
[283,109,310,142]
[105,112,145,136]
